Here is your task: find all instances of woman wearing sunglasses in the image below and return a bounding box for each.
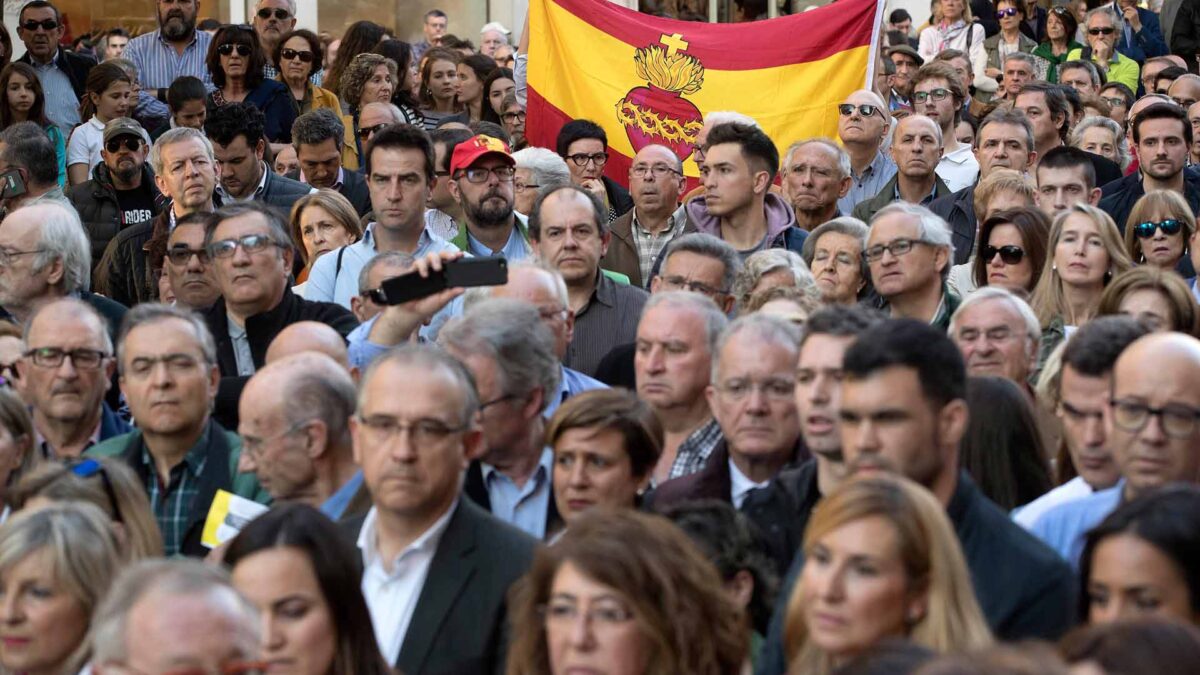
[206,24,296,148]
[1032,6,1083,83]
[1123,190,1195,273]
[971,207,1050,296]
[948,171,1038,297]
[983,0,1038,80]
[273,29,341,117]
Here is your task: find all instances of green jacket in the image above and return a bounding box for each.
[88,419,270,556]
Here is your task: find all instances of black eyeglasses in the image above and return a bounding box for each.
[912,88,951,103]
[838,103,881,118]
[983,244,1025,265]
[995,7,1019,18]
[20,19,58,32]
[105,136,143,154]
[501,111,526,123]
[864,238,924,262]
[23,347,109,370]
[566,152,608,167]
[1111,398,1200,438]
[280,48,313,63]
[217,43,253,57]
[1134,219,1184,238]
[1088,27,1115,35]
[71,459,124,524]
[166,246,211,265]
[358,123,389,141]
[256,7,291,20]
[456,166,516,183]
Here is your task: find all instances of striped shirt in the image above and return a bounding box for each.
[31,55,79,136]
[125,28,214,123]
[141,434,209,557]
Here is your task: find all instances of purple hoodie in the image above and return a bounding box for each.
[684,191,799,249]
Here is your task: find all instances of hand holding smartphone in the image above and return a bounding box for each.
[369,257,509,306]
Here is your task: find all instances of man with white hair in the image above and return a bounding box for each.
[0,122,70,214]
[479,21,510,57]
[865,202,958,330]
[852,114,950,223]
[950,287,1041,386]
[96,126,219,307]
[781,138,851,231]
[835,90,897,215]
[512,146,571,216]
[90,560,261,674]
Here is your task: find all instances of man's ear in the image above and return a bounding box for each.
[255,138,266,161]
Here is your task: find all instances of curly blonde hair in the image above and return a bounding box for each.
[338,53,397,113]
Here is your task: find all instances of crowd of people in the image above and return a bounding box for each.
[0,0,1195,673]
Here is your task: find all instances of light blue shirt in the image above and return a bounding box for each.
[1029,481,1124,569]
[466,223,533,261]
[125,29,215,123]
[303,223,460,307]
[31,53,79,136]
[838,150,898,217]
[321,471,364,521]
[543,365,607,419]
[482,447,554,539]
[345,294,465,369]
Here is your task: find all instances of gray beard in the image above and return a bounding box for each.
[160,14,196,41]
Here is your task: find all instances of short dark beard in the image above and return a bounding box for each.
[465,190,514,228]
[111,161,140,186]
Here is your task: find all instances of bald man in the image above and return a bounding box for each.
[1169,73,1200,109]
[238,352,368,521]
[467,261,606,418]
[1030,332,1200,566]
[265,321,352,375]
[604,144,689,287]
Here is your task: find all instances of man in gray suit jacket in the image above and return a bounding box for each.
[344,344,537,675]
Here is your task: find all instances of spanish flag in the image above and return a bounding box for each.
[526,0,885,187]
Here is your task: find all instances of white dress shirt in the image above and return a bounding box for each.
[729,459,770,509]
[358,501,457,665]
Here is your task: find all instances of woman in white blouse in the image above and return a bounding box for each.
[918,0,988,83]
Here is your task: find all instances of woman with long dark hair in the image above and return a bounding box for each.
[206,24,295,146]
[225,503,393,675]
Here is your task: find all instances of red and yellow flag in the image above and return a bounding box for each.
[526,0,884,187]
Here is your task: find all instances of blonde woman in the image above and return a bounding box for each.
[783,475,992,675]
[1123,190,1195,272]
[11,457,165,560]
[1031,203,1134,366]
[0,502,121,675]
[288,189,363,291]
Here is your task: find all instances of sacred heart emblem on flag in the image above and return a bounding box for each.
[615,33,705,163]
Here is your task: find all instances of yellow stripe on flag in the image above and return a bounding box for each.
[529,0,871,176]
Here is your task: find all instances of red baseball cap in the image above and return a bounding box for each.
[449,135,515,175]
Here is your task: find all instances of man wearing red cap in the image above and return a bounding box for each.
[446,134,532,261]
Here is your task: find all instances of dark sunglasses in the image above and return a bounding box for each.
[71,458,124,524]
[104,136,142,154]
[21,19,59,31]
[256,7,291,20]
[983,244,1025,265]
[358,122,389,140]
[217,43,253,57]
[838,103,881,118]
[995,7,1019,18]
[280,48,313,63]
[1088,27,1115,35]
[1134,219,1183,238]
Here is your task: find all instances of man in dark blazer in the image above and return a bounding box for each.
[343,345,537,675]
[286,108,372,217]
[15,1,96,133]
[205,102,313,213]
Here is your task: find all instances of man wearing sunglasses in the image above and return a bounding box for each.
[836,90,898,216]
[1030,331,1200,566]
[1064,7,1140,92]
[447,135,531,261]
[67,118,163,266]
[14,1,96,136]
[252,0,295,79]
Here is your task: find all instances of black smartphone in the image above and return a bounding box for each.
[0,169,26,201]
[373,257,508,305]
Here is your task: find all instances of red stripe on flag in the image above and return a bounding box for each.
[543,0,878,70]
[527,86,633,189]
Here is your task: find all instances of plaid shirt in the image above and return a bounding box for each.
[142,434,210,557]
[629,206,687,287]
[667,418,724,480]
